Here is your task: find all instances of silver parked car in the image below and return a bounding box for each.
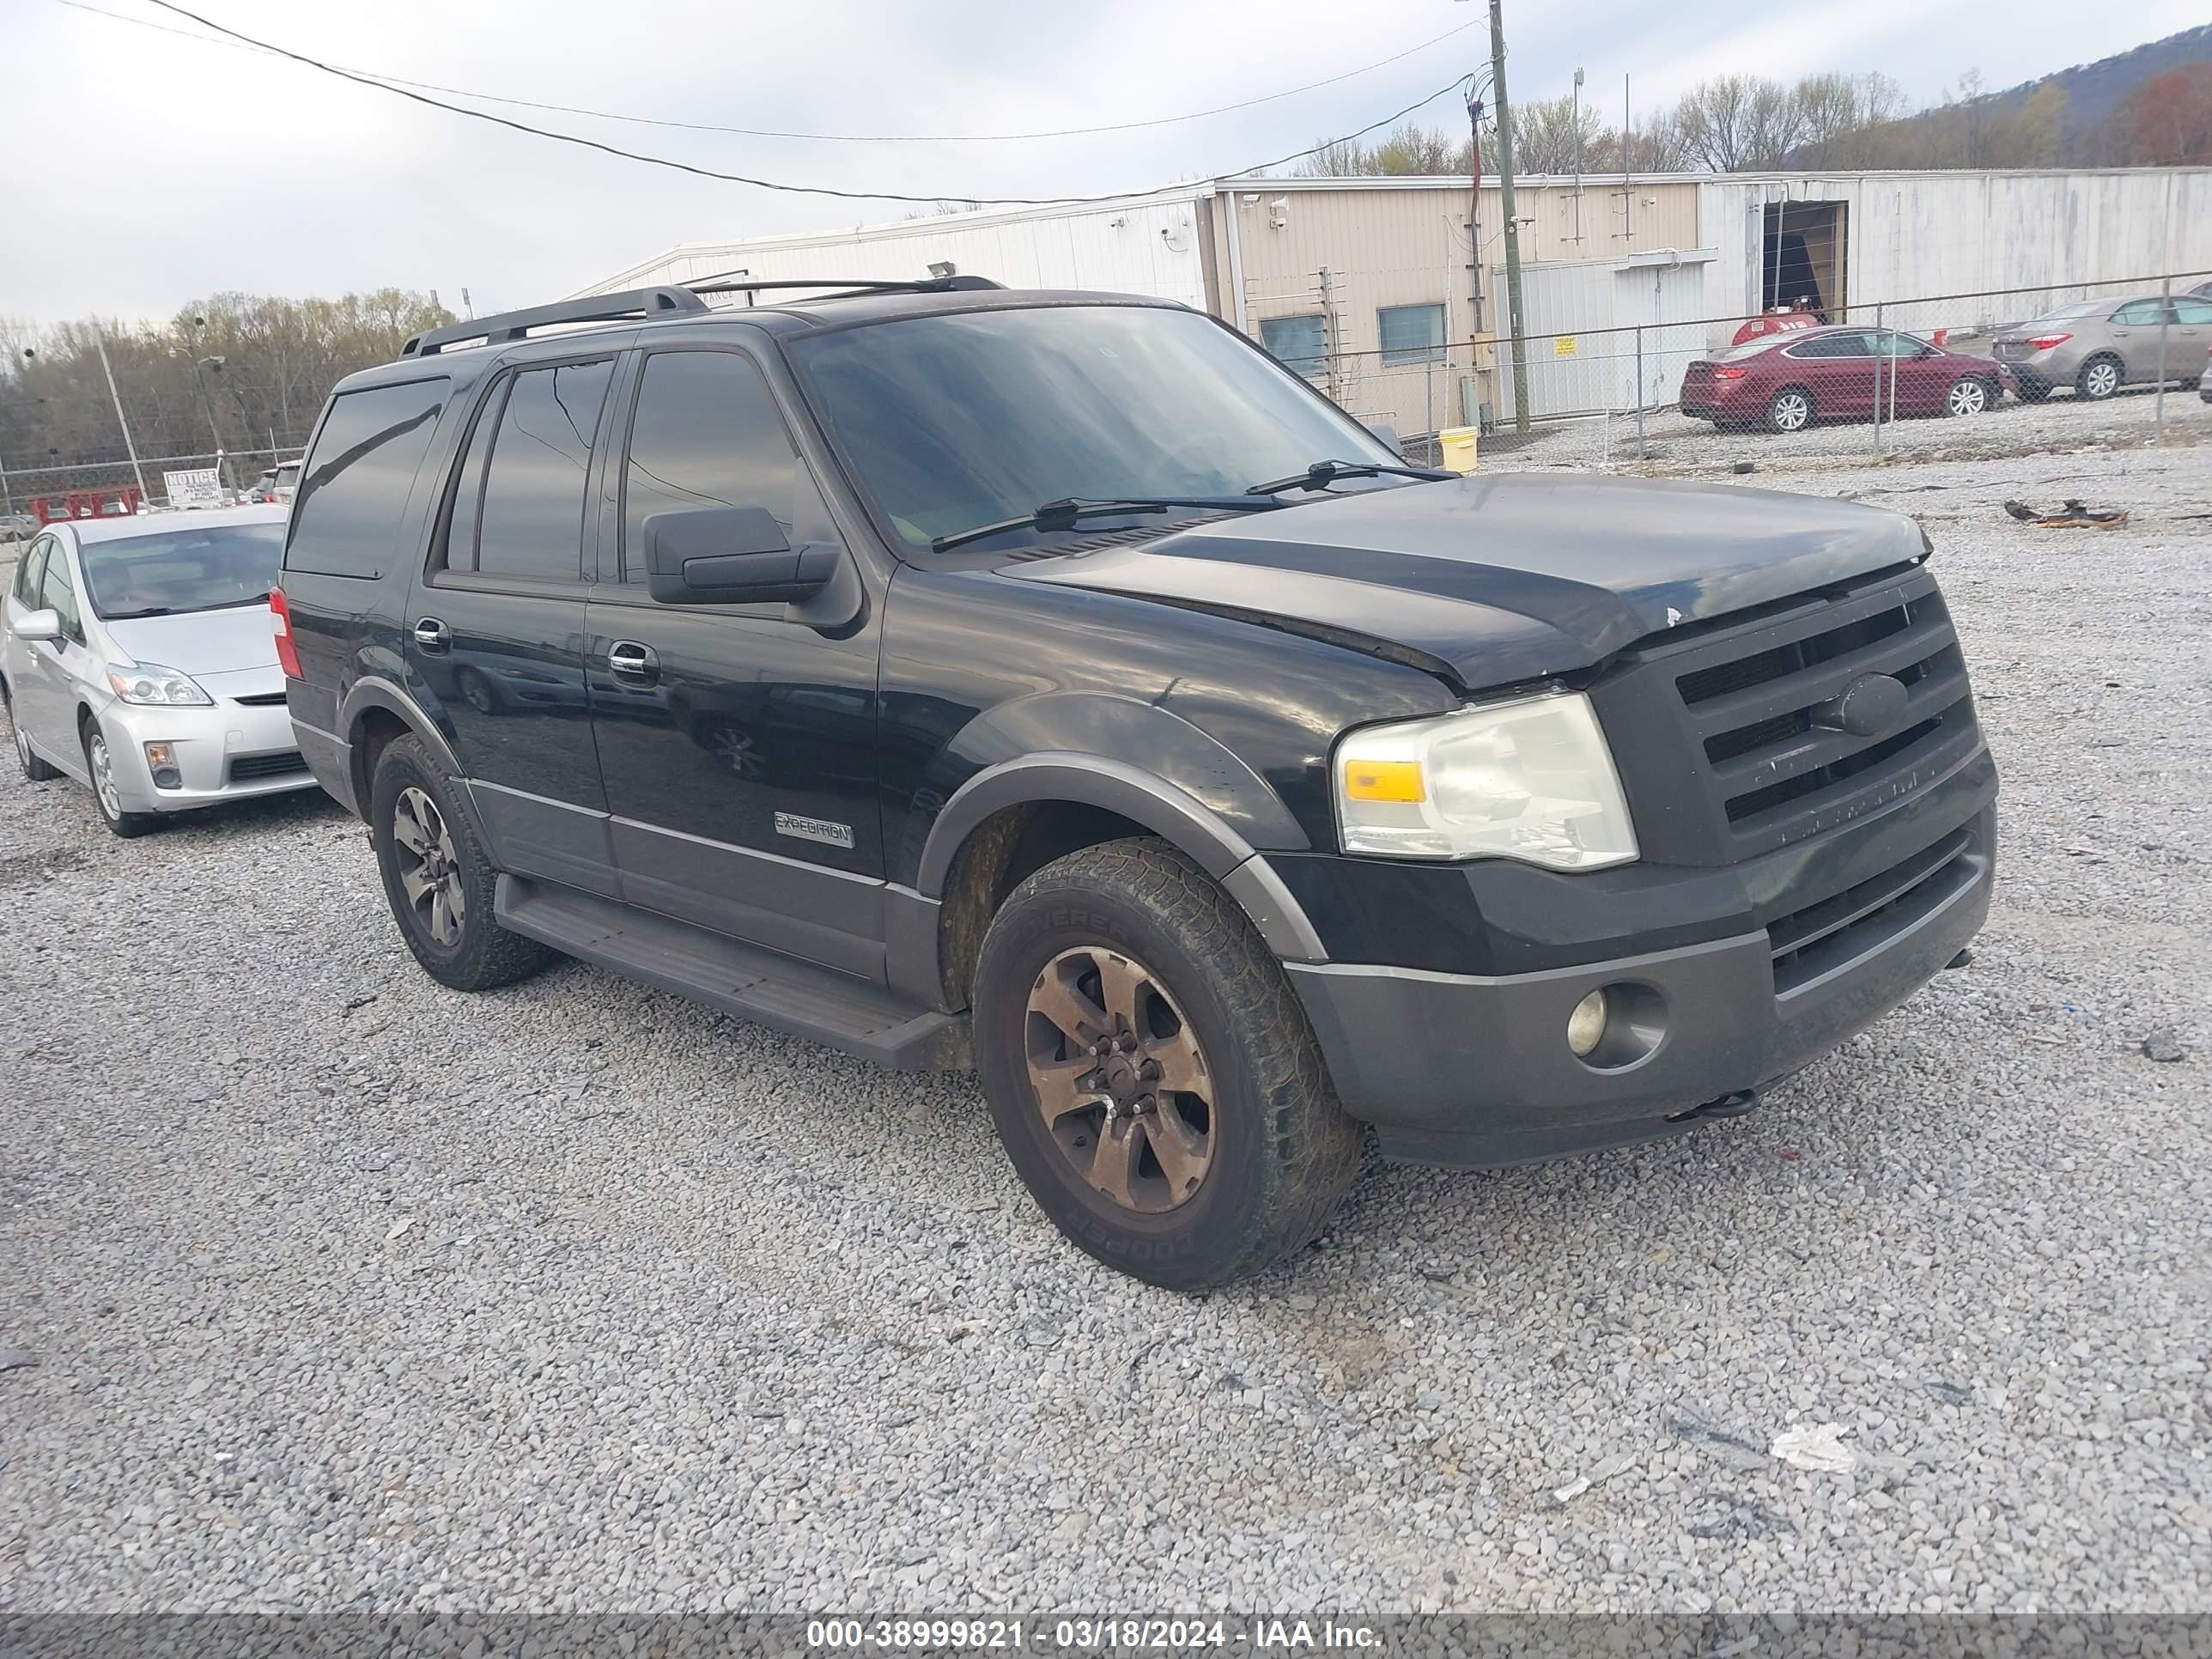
[1,504,319,836]
[1992,293,2212,402]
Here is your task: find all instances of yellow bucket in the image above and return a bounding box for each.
[1437,425,1480,473]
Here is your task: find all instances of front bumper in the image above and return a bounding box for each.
[1285,789,1996,1170]
[99,697,319,813]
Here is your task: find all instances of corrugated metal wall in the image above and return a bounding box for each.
[1699,170,2212,343]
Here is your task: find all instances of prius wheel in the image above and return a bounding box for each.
[3,684,60,781]
[369,735,551,991]
[81,720,158,838]
[2076,356,2122,401]
[972,837,1362,1291]
[1945,377,1991,417]
[1765,387,1814,433]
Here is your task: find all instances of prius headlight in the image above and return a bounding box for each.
[1334,690,1638,869]
[106,661,214,707]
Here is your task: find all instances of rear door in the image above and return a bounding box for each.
[2106,299,2166,381]
[410,349,623,896]
[582,340,888,980]
[1786,331,1874,417]
[2164,297,2212,378]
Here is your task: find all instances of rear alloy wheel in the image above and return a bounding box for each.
[2076,356,2122,401]
[1765,387,1814,433]
[1945,377,1990,417]
[973,837,1363,1291]
[82,722,158,838]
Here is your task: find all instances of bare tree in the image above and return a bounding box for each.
[1509,94,1612,174]
[1674,76,1762,171]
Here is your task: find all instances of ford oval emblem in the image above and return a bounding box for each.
[1814,673,1910,738]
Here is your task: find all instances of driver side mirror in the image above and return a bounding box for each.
[643,505,840,607]
[11,607,61,644]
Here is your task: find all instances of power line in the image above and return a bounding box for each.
[59,0,1479,144]
[133,0,1476,208]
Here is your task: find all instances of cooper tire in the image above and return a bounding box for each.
[4,683,61,781]
[369,734,553,991]
[972,836,1362,1291]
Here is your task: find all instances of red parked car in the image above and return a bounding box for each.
[1680,325,2014,433]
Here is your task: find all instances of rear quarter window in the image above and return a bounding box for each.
[283,378,450,579]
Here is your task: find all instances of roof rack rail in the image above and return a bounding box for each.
[400,286,709,357]
[684,274,1006,300]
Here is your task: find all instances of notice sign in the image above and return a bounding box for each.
[163,468,223,507]
[1553,336,1579,357]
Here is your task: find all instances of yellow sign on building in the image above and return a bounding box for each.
[1553,336,1578,358]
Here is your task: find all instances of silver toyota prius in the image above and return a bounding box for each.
[2,504,320,836]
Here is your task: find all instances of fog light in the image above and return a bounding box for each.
[143,742,174,768]
[1566,988,1609,1057]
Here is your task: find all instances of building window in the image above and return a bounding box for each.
[1259,314,1328,378]
[1377,303,1447,366]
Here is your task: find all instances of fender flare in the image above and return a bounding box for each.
[336,675,467,811]
[914,751,1328,963]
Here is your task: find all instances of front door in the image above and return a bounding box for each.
[409,355,621,896]
[15,535,92,765]
[582,343,886,981]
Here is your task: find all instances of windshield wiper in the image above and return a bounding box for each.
[930,495,1284,554]
[207,592,274,610]
[1243,459,1457,495]
[104,606,178,619]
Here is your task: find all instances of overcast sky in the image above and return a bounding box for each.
[8,0,2200,323]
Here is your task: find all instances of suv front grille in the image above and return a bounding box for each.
[1677,580,1970,846]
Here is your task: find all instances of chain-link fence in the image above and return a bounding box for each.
[1296,267,2212,472]
[1,447,306,536]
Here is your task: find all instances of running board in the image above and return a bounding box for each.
[495,875,970,1072]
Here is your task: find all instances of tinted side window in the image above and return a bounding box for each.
[2172,297,2212,325]
[285,379,449,579]
[439,377,511,573]
[38,544,82,642]
[2110,300,2166,326]
[1790,332,1869,359]
[473,361,613,582]
[619,351,806,583]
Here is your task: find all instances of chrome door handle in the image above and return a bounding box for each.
[607,640,658,678]
[412,617,451,651]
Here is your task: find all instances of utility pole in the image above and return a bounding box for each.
[1571,68,1585,248]
[1465,84,1487,340]
[93,331,149,502]
[1489,0,1531,434]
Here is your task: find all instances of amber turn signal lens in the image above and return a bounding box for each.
[1341,758,1425,803]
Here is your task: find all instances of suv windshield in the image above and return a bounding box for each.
[80,521,286,619]
[793,304,1399,553]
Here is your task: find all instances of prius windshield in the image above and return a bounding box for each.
[793,304,1399,554]
[80,521,286,619]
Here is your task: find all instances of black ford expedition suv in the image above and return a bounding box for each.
[275,276,1995,1289]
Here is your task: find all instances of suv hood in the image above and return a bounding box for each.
[1005,472,1929,690]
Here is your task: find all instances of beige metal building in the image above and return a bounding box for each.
[585,167,2212,434]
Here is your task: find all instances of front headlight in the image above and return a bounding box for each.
[106,661,213,707]
[1334,690,1638,869]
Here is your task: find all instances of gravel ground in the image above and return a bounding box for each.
[2,441,2208,1617]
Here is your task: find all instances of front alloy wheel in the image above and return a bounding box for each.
[1946,378,1990,416]
[82,724,156,837]
[1026,945,1215,1213]
[392,785,466,946]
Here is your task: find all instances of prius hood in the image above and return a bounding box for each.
[100,604,278,677]
[1003,471,1929,690]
